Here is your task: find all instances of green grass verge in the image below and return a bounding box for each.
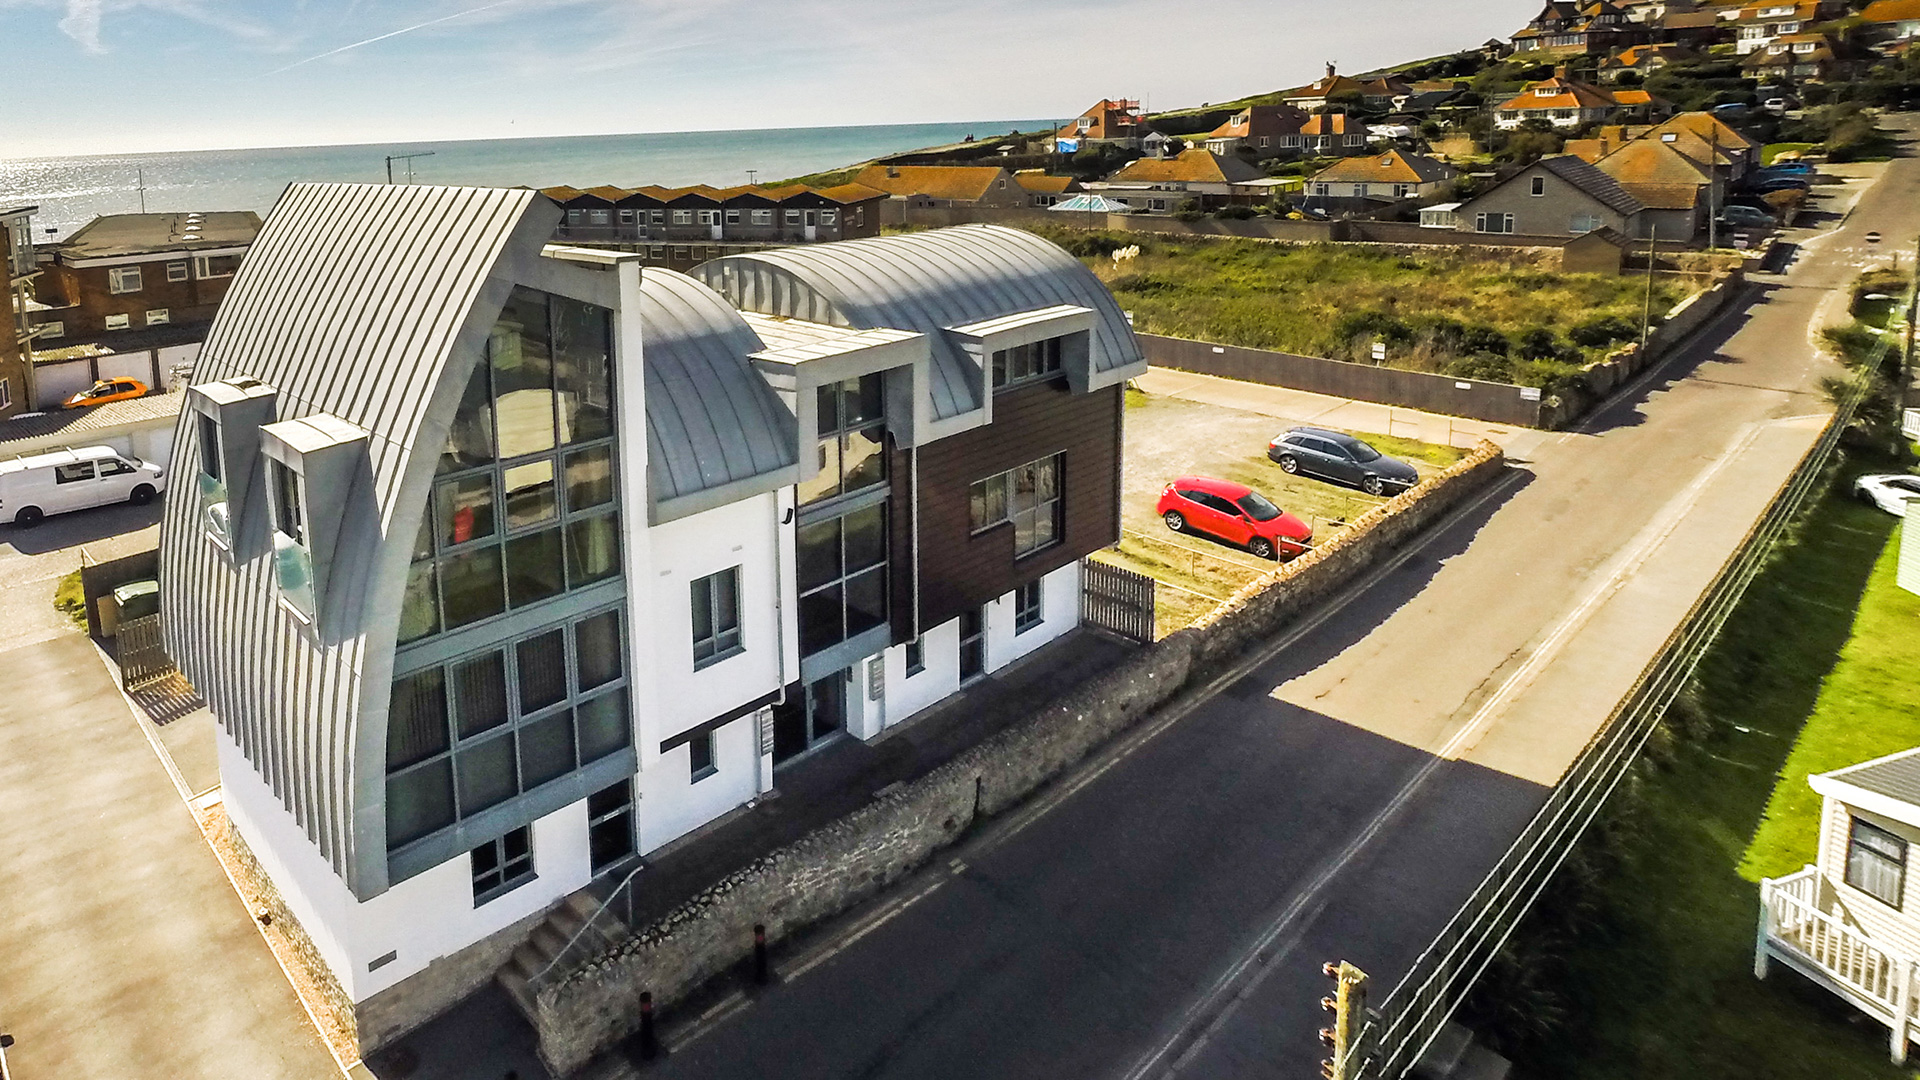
[1741,513,1920,881]
[1764,142,1817,165]
[1481,466,1914,1078]
[54,568,87,629]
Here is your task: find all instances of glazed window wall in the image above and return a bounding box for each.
[398,286,620,646]
[798,374,885,508]
[385,606,631,851]
[796,503,888,657]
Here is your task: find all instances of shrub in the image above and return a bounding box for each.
[1107,273,1177,295]
[1516,326,1563,360]
[1461,325,1511,356]
[1568,315,1637,348]
[1449,353,1514,382]
[1214,205,1257,220]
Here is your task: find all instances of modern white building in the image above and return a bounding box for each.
[159,183,1145,1055]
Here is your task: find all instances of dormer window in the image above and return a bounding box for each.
[187,376,278,553]
[269,459,315,619]
[1077,117,1093,132]
[1536,87,1557,96]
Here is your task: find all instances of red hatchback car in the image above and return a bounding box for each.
[1156,476,1312,560]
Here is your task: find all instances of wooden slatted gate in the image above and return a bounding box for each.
[1081,557,1155,644]
[116,614,175,690]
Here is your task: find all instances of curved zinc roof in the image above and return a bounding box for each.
[692,225,1144,421]
[638,270,798,519]
[160,182,548,890]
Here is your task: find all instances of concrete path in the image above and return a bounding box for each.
[0,545,338,1078]
[619,117,1920,1080]
[1134,367,1540,455]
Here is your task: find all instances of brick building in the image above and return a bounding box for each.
[32,211,261,343]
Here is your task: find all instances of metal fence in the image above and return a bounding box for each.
[1352,347,1881,1078]
[1082,557,1157,643]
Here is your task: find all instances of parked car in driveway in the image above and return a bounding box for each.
[1757,162,1813,178]
[1747,177,1811,194]
[1267,427,1420,496]
[61,377,148,409]
[1717,204,1777,230]
[1157,476,1312,560]
[1853,474,1920,517]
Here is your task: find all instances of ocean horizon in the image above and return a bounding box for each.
[0,118,1057,240]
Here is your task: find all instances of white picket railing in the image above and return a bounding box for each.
[1758,865,1916,1063]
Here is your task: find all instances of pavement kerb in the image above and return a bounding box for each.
[654,460,1529,1063]
[87,639,366,1080]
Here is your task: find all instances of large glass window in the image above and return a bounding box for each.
[383,606,630,852]
[401,287,621,644]
[968,454,1063,558]
[799,374,885,507]
[796,504,888,657]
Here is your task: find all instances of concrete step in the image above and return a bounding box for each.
[1414,1022,1474,1080]
[529,922,571,960]
[497,965,535,1016]
[507,940,549,980]
[548,902,587,940]
[563,890,602,923]
[1454,1045,1512,1080]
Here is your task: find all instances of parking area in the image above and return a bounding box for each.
[1101,388,1466,633]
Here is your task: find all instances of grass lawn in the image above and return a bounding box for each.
[1035,229,1687,384]
[1482,467,1916,1079]
[1100,389,1464,635]
[1764,142,1818,165]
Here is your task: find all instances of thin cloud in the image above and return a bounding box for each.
[58,0,104,51]
[260,0,523,76]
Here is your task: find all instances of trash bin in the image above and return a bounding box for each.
[112,579,160,622]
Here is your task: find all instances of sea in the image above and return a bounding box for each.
[0,119,1055,241]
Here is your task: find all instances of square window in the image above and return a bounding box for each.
[575,688,631,763]
[691,566,743,668]
[502,459,558,529]
[575,609,623,691]
[1846,818,1907,908]
[388,759,455,849]
[505,527,565,608]
[471,826,535,904]
[439,547,505,629]
[104,313,131,331]
[108,266,142,294]
[457,732,518,815]
[905,638,925,676]
[436,473,497,546]
[689,731,716,781]
[167,262,188,282]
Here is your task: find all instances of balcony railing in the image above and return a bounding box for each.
[1757,865,1917,1063]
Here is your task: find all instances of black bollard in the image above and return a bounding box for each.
[639,991,657,1060]
[754,924,769,986]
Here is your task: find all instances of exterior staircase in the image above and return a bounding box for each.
[496,889,630,1018]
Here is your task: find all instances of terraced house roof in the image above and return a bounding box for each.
[851,164,1009,203]
[1538,155,1648,215]
[1862,0,1920,22]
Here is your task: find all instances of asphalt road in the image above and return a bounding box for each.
[626,125,1920,1080]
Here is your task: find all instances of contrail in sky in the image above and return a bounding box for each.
[262,0,522,76]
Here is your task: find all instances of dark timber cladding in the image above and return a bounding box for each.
[894,379,1123,635]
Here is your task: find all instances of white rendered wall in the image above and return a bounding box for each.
[635,490,794,759]
[985,561,1082,673]
[882,616,962,728]
[636,711,760,853]
[218,726,592,1003]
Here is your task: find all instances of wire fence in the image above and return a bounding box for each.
[1351,325,1891,1079]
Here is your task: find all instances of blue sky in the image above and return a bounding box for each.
[1,0,1537,158]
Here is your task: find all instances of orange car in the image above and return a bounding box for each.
[62,378,148,409]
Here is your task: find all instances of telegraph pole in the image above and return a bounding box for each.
[1319,961,1370,1080]
[1641,224,1660,349]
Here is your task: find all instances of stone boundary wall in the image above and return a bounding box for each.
[531,442,1511,1075]
[1560,272,1747,410]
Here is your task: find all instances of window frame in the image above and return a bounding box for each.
[688,730,717,782]
[470,825,536,905]
[690,566,744,669]
[904,637,925,676]
[108,266,142,294]
[968,453,1065,559]
[1014,580,1043,634]
[990,336,1065,391]
[193,253,240,279]
[1846,817,1908,909]
[587,779,635,874]
[166,261,189,282]
[104,313,132,331]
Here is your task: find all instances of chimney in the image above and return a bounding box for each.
[887,165,899,179]
[1325,61,1337,80]
[1554,64,1570,80]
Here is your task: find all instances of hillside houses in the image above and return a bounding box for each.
[1493,71,1670,129]
[1050,98,1148,153]
[1510,0,1649,55]
[1201,104,1313,158]
[1279,64,1411,111]
[1306,151,1458,202]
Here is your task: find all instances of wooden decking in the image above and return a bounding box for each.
[1757,865,1918,1063]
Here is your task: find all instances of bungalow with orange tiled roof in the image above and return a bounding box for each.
[1599,42,1700,80]
[1861,0,1920,47]
[1095,149,1267,212]
[1013,170,1081,207]
[1299,112,1374,154]
[850,163,1029,208]
[1742,30,1858,79]
[1201,104,1312,158]
[1279,64,1411,111]
[1304,150,1458,202]
[1590,138,1718,238]
[1049,99,1147,153]
[1493,70,1655,128]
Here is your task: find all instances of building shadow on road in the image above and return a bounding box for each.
[0,500,160,557]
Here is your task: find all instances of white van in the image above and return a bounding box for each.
[0,445,168,526]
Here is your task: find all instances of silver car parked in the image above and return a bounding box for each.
[1267,427,1420,496]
